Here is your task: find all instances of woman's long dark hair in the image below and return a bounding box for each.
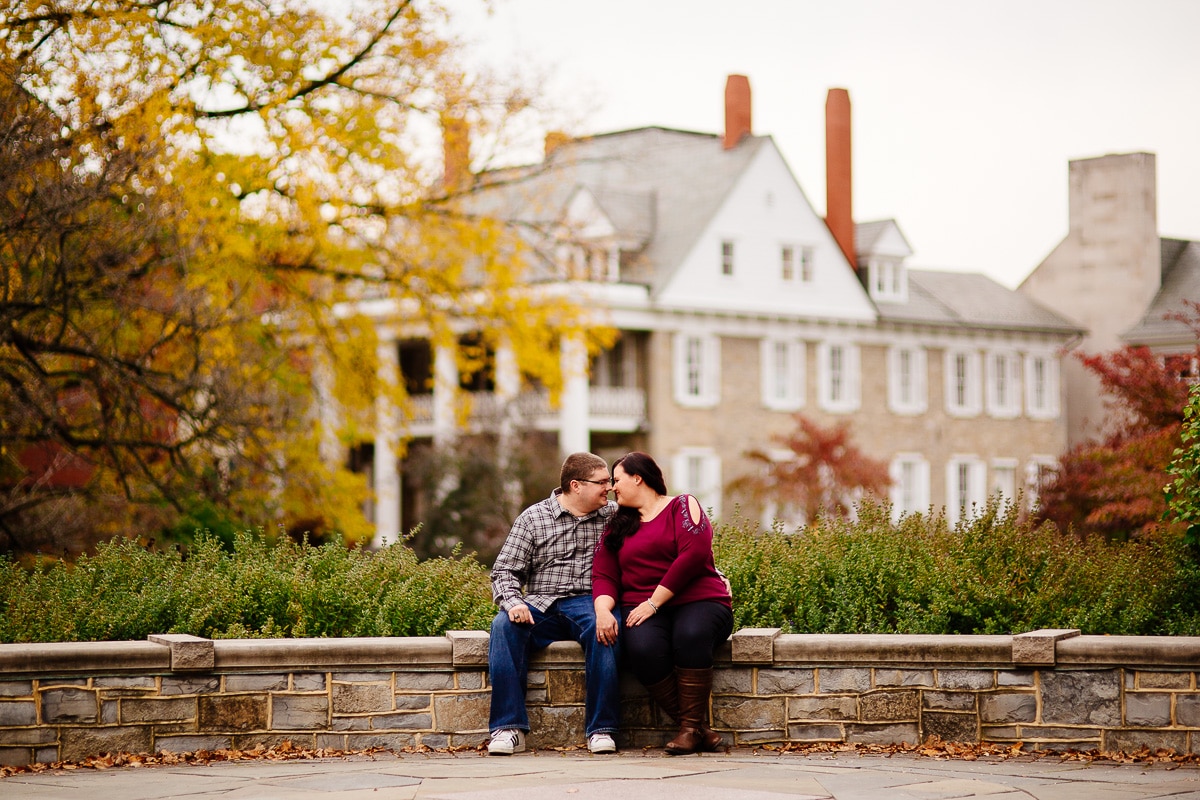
[604,452,668,553]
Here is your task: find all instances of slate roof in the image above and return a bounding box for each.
[875,270,1084,335]
[464,127,768,292]
[1122,238,1200,346]
[855,219,912,255]
[465,126,1081,340]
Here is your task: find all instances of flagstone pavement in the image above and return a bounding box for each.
[4,747,1200,799]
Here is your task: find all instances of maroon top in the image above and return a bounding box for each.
[592,495,732,609]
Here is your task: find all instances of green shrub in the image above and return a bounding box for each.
[3,505,1198,643]
[1166,382,1200,551]
[0,532,494,643]
[714,499,1200,636]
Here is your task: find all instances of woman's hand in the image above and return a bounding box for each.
[595,607,619,646]
[625,600,658,628]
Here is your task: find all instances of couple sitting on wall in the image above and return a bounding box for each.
[486,451,734,756]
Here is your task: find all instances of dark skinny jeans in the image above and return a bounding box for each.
[620,599,734,686]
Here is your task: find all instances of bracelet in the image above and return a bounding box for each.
[646,599,659,613]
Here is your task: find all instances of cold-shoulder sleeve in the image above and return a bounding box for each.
[658,494,715,594]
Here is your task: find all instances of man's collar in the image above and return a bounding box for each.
[552,488,596,519]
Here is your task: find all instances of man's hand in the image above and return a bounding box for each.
[507,603,533,624]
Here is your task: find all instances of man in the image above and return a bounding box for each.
[486,452,620,755]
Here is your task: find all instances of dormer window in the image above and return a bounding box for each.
[585,245,619,281]
[867,257,907,302]
[781,244,814,283]
[558,242,620,282]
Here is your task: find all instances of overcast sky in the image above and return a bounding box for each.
[447,0,1200,288]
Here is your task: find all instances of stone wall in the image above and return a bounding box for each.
[2,629,1199,766]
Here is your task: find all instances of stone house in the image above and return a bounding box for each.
[1020,151,1200,446]
[347,76,1081,545]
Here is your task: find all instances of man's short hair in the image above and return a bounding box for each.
[559,452,608,493]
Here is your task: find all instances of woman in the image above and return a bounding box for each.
[593,451,733,755]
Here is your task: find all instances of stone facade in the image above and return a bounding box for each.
[2,629,1199,766]
[1018,152,1162,446]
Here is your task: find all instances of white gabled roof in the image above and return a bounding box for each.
[856,219,913,259]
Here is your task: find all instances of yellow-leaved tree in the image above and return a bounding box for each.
[0,0,609,555]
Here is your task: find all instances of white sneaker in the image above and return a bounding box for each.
[587,732,617,754]
[487,729,526,755]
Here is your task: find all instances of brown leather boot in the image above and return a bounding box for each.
[665,667,722,755]
[647,672,722,752]
[645,673,680,725]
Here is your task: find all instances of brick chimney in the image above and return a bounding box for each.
[724,74,751,150]
[441,113,470,191]
[825,88,855,269]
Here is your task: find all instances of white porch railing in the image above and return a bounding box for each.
[402,386,645,435]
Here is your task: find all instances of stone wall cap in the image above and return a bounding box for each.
[148,634,215,671]
[731,628,781,663]
[213,636,452,670]
[773,633,1014,666]
[1012,628,1080,666]
[447,630,489,666]
[0,640,169,676]
[1057,635,1200,667]
[1013,629,1082,640]
[530,640,585,665]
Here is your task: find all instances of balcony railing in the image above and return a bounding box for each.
[402,386,645,435]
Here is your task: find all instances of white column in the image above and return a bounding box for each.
[372,338,401,548]
[559,334,590,455]
[432,343,458,448]
[431,342,461,504]
[495,339,520,406]
[495,339,522,512]
[311,348,342,468]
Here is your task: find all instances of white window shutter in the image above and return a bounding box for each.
[847,344,861,409]
[705,335,721,405]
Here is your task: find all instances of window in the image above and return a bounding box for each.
[817,341,860,413]
[946,456,986,524]
[686,339,703,394]
[562,244,604,281]
[874,261,892,295]
[986,352,1022,418]
[673,332,719,407]
[1024,354,1060,419]
[944,350,982,416]
[991,458,1018,506]
[573,245,618,282]
[867,257,907,301]
[887,346,927,414]
[760,338,804,411]
[720,240,734,276]
[398,339,434,396]
[457,332,495,392]
[591,334,637,389]
[889,454,930,521]
[1165,353,1200,383]
[1025,457,1057,512]
[781,244,814,283]
[671,448,722,520]
[348,443,376,524]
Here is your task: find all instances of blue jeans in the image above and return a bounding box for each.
[488,594,620,737]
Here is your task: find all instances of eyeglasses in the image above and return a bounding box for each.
[577,478,613,487]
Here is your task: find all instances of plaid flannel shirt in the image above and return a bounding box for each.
[490,489,616,612]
